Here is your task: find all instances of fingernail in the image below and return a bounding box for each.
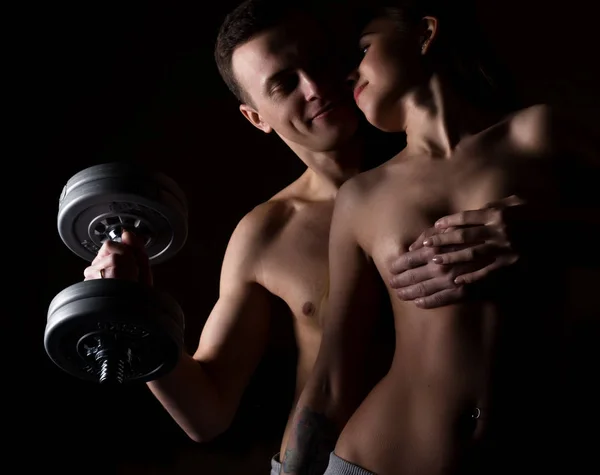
[432,256,443,264]
[435,220,444,228]
[423,239,432,247]
[454,277,462,285]
[408,245,414,251]
[415,298,424,307]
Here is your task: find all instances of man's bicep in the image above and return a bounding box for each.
[196,281,272,365]
[193,219,273,410]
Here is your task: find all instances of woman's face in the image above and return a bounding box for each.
[352,16,424,132]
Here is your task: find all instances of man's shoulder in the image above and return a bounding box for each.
[507,103,573,156]
[507,103,599,163]
[228,197,296,253]
[215,195,302,289]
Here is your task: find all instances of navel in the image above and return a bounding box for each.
[457,405,484,438]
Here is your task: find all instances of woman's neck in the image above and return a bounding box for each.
[403,73,502,157]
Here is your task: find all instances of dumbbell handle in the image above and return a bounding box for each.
[105,224,138,243]
[96,349,125,384]
[82,331,129,385]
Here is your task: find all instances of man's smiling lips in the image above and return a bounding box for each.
[311,103,336,120]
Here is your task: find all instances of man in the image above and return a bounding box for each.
[84,1,398,473]
[282,1,600,474]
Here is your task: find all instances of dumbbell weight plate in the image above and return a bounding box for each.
[45,279,185,383]
[58,162,188,265]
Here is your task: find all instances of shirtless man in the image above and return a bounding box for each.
[82,1,391,473]
[282,2,600,474]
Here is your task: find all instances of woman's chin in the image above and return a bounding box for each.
[363,110,397,133]
[357,100,379,128]
[361,104,405,133]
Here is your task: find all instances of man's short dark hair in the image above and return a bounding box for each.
[214,0,309,104]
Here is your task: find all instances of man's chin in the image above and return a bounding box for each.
[314,127,361,153]
[313,114,359,140]
[277,120,359,155]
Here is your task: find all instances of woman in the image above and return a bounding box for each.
[280,1,596,475]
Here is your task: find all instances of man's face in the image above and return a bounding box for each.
[232,14,359,153]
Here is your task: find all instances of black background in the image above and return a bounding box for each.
[10,0,600,473]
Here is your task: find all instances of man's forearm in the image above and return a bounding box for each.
[281,405,339,475]
[147,353,231,443]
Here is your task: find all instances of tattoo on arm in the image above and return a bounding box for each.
[281,407,338,475]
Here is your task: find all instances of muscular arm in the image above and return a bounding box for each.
[147,211,274,443]
[281,183,382,475]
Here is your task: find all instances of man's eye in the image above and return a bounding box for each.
[361,45,370,55]
[272,76,298,95]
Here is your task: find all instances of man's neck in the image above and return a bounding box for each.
[290,136,365,201]
[403,74,501,158]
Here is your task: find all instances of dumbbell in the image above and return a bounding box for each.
[44,162,188,384]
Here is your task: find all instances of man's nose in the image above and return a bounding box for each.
[300,73,331,102]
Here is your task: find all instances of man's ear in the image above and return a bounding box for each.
[240,104,273,133]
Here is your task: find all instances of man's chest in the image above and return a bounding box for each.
[258,205,333,320]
